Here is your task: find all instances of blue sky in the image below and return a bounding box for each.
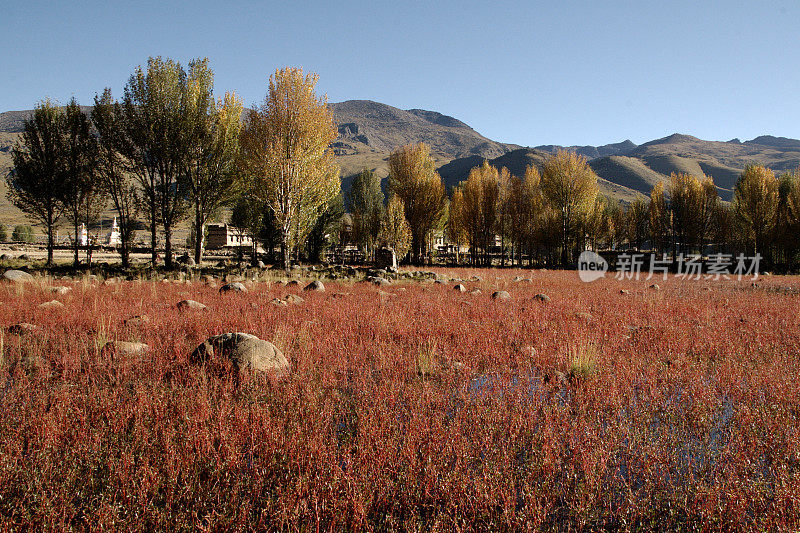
[2,0,798,147]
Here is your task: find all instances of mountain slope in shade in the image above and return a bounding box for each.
[535,139,637,159]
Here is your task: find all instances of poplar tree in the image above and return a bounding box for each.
[387,142,446,264]
[240,67,339,270]
[347,168,384,260]
[733,164,779,256]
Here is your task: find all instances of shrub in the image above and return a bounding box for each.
[0,223,6,242]
[11,225,35,243]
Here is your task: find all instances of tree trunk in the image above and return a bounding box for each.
[73,220,80,268]
[193,207,204,265]
[150,206,158,267]
[164,223,173,269]
[46,215,54,267]
[281,231,291,272]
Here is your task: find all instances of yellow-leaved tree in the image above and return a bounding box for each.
[733,164,778,256]
[540,150,599,266]
[379,194,412,262]
[451,160,500,266]
[240,67,339,269]
[387,142,446,264]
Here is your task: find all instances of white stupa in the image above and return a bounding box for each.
[106,217,121,246]
[79,223,88,246]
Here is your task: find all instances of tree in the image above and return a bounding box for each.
[504,165,542,266]
[733,164,778,257]
[387,142,446,264]
[306,193,345,262]
[452,160,500,266]
[447,187,468,264]
[122,56,189,268]
[625,195,649,251]
[648,181,670,255]
[346,168,385,261]
[667,172,718,254]
[379,194,412,262]
[540,150,599,266]
[776,171,800,267]
[240,67,340,270]
[182,59,244,264]
[92,89,139,268]
[61,99,101,267]
[6,100,66,265]
[12,225,35,243]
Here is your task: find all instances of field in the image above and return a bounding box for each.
[0,268,799,530]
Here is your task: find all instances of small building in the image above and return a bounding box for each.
[206,224,253,249]
[106,217,121,246]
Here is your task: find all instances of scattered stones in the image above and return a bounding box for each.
[270,298,288,307]
[304,280,325,292]
[177,299,207,311]
[49,286,71,295]
[102,340,149,358]
[7,323,41,335]
[190,332,289,374]
[533,293,551,302]
[3,269,34,283]
[492,291,511,301]
[220,282,247,293]
[469,289,482,295]
[285,294,304,304]
[453,284,467,292]
[38,300,64,310]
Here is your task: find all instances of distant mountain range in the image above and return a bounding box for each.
[3,100,800,217]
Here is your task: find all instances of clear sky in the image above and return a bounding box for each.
[2,0,798,147]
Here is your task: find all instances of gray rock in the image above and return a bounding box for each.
[469,289,482,295]
[220,282,247,293]
[190,333,289,374]
[38,300,65,310]
[49,286,71,295]
[285,294,304,304]
[270,298,288,307]
[304,280,325,292]
[102,341,149,357]
[533,293,551,302]
[492,291,511,301]
[453,284,467,292]
[177,299,207,311]
[3,269,34,283]
[7,322,41,335]
[124,315,150,326]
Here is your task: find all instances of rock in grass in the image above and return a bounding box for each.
[470,289,482,295]
[3,269,34,283]
[304,280,325,292]
[649,284,661,290]
[453,284,467,292]
[38,300,65,310]
[533,293,551,302]
[49,286,71,294]
[287,280,300,287]
[7,323,41,335]
[102,340,149,358]
[575,312,593,321]
[220,282,247,293]
[285,294,304,304]
[492,291,511,301]
[620,289,631,295]
[190,333,289,374]
[270,298,288,307]
[177,299,207,311]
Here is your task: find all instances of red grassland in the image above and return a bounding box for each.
[0,270,798,530]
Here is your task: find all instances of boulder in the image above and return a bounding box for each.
[469,289,482,295]
[492,291,511,301]
[285,294,304,304]
[177,299,207,311]
[270,298,288,307]
[220,282,247,293]
[102,341,149,358]
[649,284,661,290]
[304,280,325,292]
[38,300,65,310]
[190,333,289,374]
[453,284,467,292]
[3,269,34,283]
[49,286,71,295]
[620,289,631,295]
[533,293,551,303]
[124,315,150,326]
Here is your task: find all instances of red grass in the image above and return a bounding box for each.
[0,270,798,530]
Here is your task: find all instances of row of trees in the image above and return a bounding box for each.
[7,58,341,269]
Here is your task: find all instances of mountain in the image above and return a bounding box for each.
[534,139,637,160]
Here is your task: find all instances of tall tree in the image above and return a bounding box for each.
[92,89,139,268]
[61,99,101,267]
[733,164,779,257]
[648,181,670,255]
[452,160,500,266]
[387,142,446,264]
[306,193,345,262]
[6,100,66,266]
[540,150,599,266]
[625,195,650,251]
[240,67,340,270]
[346,168,384,261]
[668,172,718,254]
[379,194,412,262]
[122,56,188,268]
[504,165,543,266]
[182,59,244,264]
